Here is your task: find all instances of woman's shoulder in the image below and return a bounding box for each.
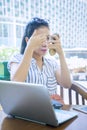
[44,55,57,63]
[8,53,23,64]
[12,53,23,60]
[44,56,59,70]
[44,56,59,67]
[7,53,23,71]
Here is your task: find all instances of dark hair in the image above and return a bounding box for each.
[20,17,49,54]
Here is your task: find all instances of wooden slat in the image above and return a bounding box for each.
[68,89,72,105]
[82,97,85,105]
[60,87,64,99]
[75,92,79,104]
[60,81,87,105]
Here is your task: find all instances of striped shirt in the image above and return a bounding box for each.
[8,54,59,95]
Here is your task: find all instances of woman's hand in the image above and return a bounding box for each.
[26,30,48,51]
[48,34,63,56]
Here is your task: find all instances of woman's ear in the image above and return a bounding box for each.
[25,37,29,44]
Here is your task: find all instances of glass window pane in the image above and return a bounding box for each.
[3,24,8,37]
[0,24,2,37]
[16,25,21,38]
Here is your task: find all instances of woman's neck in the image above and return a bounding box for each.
[33,52,43,62]
[33,53,44,69]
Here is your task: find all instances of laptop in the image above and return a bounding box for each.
[0,80,78,127]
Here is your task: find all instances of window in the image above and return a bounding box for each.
[3,24,8,37]
[0,24,2,37]
[16,25,21,38]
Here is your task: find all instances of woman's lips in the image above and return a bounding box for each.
[41,48,47,52]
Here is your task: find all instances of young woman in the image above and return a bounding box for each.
[8,17,71,104]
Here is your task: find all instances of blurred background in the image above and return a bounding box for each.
[0,0,87,81]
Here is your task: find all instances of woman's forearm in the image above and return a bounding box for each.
[58,53,72,88]
[11,46,33,82]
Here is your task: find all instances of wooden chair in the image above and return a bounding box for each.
[60,81,87,105]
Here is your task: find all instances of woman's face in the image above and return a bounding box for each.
[33,26,50,56]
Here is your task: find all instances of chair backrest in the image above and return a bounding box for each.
[59,82,87,105]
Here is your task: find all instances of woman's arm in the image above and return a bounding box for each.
[10,46,33,82]
[48,34,71,88]
[55,52,71,88]
[10,30,47,82]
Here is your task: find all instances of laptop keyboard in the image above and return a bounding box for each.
[55,109,78,124]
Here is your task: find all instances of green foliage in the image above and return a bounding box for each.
[0,47,19,61]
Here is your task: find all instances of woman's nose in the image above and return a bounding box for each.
[42,41,48,46]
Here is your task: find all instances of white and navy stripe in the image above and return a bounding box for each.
[8,54,59,95]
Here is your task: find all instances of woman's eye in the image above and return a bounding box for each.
[47,36,49,41]
[47,35,51,41]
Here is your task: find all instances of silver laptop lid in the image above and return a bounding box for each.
[0,80,58,126]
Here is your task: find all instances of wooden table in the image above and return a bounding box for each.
[0,105,87,130]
